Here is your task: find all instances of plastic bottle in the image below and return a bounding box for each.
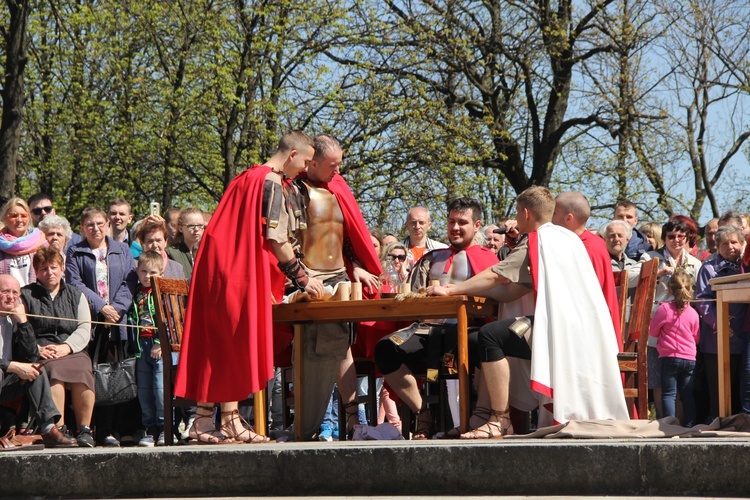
[379,257,401,297]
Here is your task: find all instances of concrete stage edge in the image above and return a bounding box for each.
[1,438,748,498]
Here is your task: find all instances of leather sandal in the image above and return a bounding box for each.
[188,412,235,445]
[412,407,433,440]
[221,409,270,444]
[0,429,44,452]
[444,406,491,439]
[343,401,359,440]
[459,409,513,440]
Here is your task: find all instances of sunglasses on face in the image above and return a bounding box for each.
[388,254,407,262]
[6,212,29,221]
[31,206,53,216]
[666,233,686,241]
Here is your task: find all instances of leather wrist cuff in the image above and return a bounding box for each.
[278,257,309,292]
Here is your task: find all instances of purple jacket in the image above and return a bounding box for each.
[66,236,136,340]
[694,253,747,354]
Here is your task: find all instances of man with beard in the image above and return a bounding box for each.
[374,198,499,439]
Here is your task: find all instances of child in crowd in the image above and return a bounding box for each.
[128,251,165,446]
[649,269,700,426]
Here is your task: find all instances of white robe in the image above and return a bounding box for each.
[505,223,629,424]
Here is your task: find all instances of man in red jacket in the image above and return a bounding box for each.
[175,131,324,444]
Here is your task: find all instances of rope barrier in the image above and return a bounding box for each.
[0,310,156,329]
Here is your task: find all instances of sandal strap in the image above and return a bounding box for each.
[414,408,432,438]
[343,401,359,415]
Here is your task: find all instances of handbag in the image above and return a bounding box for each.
[92,330,138,406]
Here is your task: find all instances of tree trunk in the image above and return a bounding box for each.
[0,0,30,200]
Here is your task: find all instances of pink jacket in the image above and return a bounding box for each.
[649,301,700,360]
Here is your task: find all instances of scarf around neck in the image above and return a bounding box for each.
[0,228,46,256]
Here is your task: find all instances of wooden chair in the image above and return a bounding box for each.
[152,277,193,445]
[152,277,266,445]
[612,270,629,343]
[617,258,659,419]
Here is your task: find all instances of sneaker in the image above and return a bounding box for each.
[156,432,165,447]
[318,423,333,442]
[77,426,95,448]
[331,423,339,440]
[100,434,120,448]
[180,416,195,441]
[138,434,155,447]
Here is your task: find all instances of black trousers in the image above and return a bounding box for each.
[0,367,60,430]
[478,318,532,363]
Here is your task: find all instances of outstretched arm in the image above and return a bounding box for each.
[428,267,509,297]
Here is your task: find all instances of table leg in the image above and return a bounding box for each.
[293,324,305,441]
[716,290,732,418]
[457,305,470,433]
[253,388,267,436]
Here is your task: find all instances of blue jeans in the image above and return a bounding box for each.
[136,337,164,431]
[321,385,339,429]
[661,356,696,426]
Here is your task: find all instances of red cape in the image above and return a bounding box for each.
[580,230,622,348]
[461,245,500,275]
[175,165,280,402]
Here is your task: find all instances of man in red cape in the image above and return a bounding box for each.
[174,131,324,444]
[374,198,499,439]
[294,134,382,440]
[552,191,622,348]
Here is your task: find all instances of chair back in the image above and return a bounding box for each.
[152,277,191,445]
[625,258,659,351]
[618,258,659,418]
[613,269,629,349]
[152,277,189,353]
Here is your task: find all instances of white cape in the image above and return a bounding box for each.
[508,223,628,424]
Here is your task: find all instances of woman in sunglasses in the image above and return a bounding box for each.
[0,197,46,286]
[639,217,702,419]
[382,241,409,283]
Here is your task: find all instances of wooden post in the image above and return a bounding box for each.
[293,324,305,441]
[457,304,470,433]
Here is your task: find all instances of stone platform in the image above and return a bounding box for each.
[1,437,749,498]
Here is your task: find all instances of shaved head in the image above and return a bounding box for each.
[555,192,590,224]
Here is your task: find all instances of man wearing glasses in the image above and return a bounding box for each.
[27,193,56,226]
[27,193,82,250]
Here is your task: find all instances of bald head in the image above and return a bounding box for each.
[0,274,21,312]
[405,207,432,246]
[552,191,590,234]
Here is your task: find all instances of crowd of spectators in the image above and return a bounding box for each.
[1,185,749,449]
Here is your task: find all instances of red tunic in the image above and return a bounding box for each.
[174,165,282,402]
[580,230,622,348]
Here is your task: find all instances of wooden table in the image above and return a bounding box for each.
[273,295,497,440]
[709,273,750,417]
